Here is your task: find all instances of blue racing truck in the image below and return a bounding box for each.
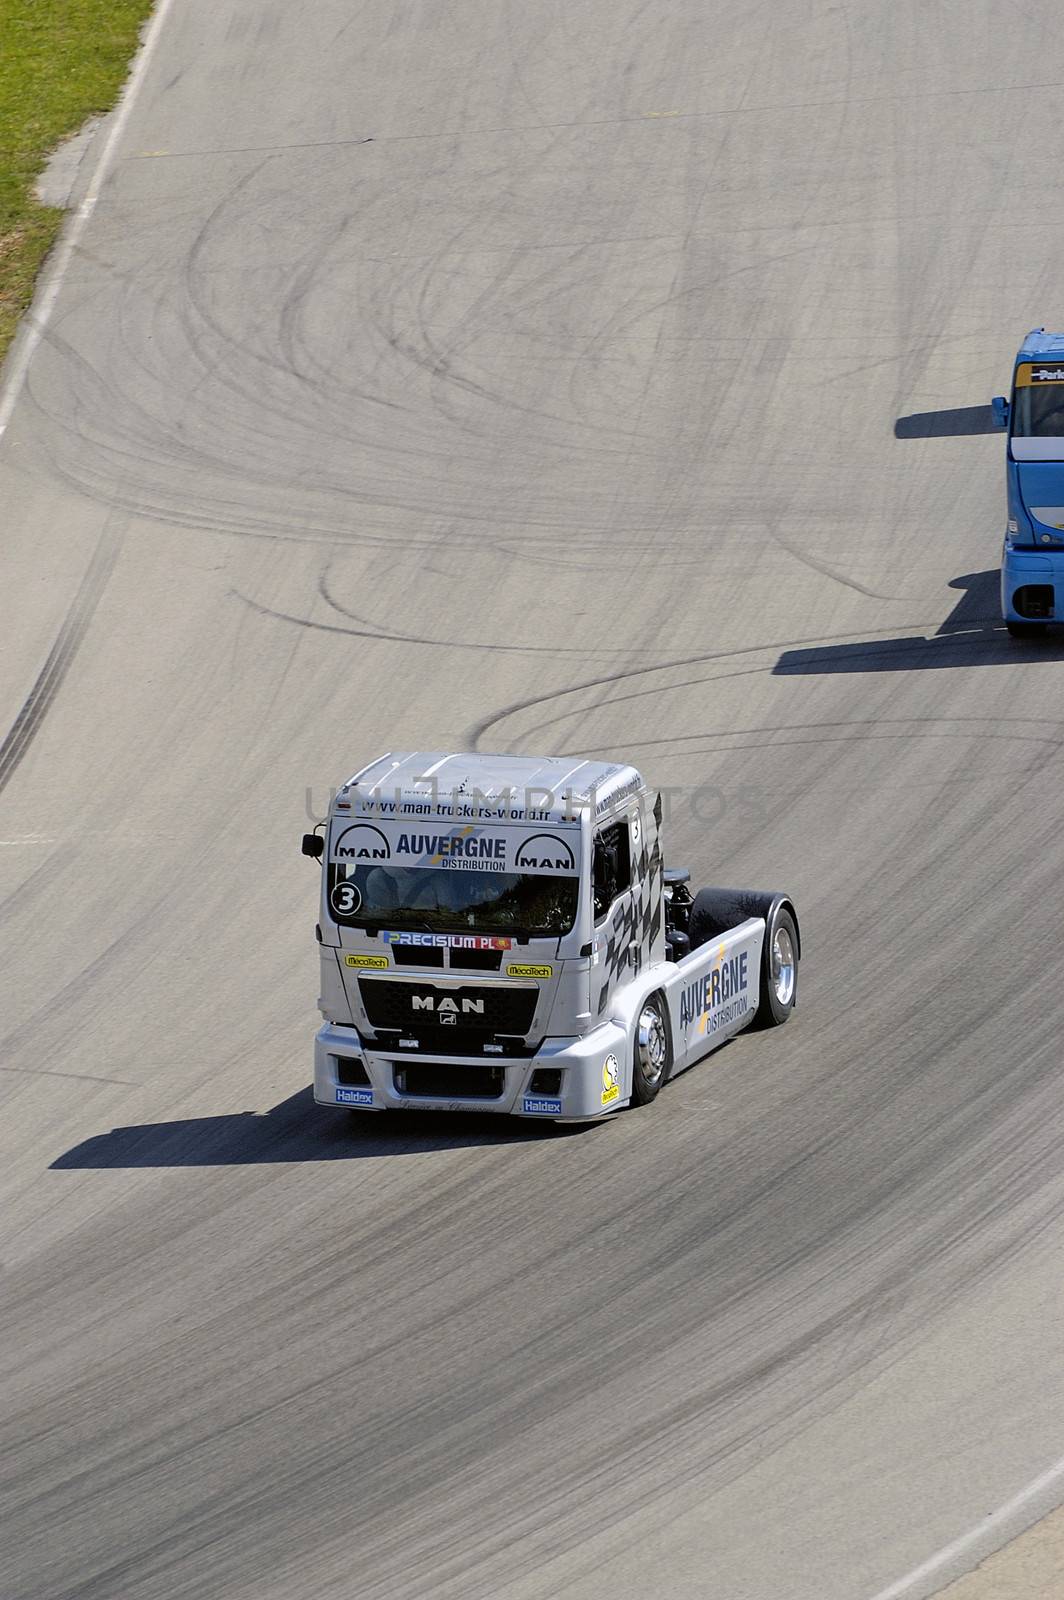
[995,329,1064,636]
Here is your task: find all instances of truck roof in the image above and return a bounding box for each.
[333,751,646,822]
[1016,328,1064,361]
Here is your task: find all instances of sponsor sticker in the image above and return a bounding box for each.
[506,963,553,979]
[1015,362,1064,388]
[337,1086,374,1107]
[594,773,641,814]
[329,820,579,876]
[677,948,749,1033]
[344,953,389,970]
[523,1095,562,1115]
[601,1053,620,1106]
[383,931,512,950]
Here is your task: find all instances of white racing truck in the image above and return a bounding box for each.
[302,753,800,1119]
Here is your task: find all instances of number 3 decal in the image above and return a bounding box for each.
[330,879,362,917]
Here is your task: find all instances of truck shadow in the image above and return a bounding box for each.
[50,1086,589,1169]
[894,405,999,438]
[773,571,1062,674]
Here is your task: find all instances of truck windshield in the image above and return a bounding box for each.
[328,863,578,937]
[1012,378,1064,437]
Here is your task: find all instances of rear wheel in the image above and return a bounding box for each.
[1007,620,1049,638]
[631,993,671,1104]
[756,908,798,1028]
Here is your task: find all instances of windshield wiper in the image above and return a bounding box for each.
[354,913,438,938]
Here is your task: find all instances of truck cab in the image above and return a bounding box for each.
[996,329,1064,635]
[303,752,798,1119]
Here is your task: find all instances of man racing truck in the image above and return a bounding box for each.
[302,753,799,1119]
[995,328,1064,636]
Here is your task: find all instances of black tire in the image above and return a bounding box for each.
[1007,620,1048,638]
[755,906,798,1028]
[630,992,671,1105]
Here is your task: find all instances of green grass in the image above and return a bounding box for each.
[0,0,155,362]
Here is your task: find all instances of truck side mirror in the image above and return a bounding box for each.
[301,833,324,858]
[991,396,1009,429]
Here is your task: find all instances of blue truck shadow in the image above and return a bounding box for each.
[50,1086,587,1168]
[773,571,1061,674]
[894,405,999,438]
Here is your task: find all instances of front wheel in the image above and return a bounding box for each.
[631,993,671,1105]
[756,908,799,1028]
[1006,620,1049,638]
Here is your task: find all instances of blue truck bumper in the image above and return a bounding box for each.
[1001,548,1064,623]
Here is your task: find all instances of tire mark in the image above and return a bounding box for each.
[0,1066,139,1087]
[235,578,645,658]
[462,620,952,748]
[766,521,901,600]
[314,565,644,656]
[571,713,1064,754]
[510,668,1064,759]
[0,523,123,800]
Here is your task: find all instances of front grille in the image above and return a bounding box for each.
[336,1057,371,1087]
[360,979,538,1034]
[1014,583,1054,619]
[392,1062,506,1099]
[368,1027,536,1057]
[390,947,445,967]
[450,949,504,971]
[381,948,503,971]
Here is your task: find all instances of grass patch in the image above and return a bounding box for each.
[0,0,155,362]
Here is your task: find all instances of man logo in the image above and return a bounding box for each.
[332,824,391,862]
[410,995,486,1016]
[515,833,577,873]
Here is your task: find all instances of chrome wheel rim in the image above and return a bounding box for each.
[772,926,796,1007]
[637,1002,668,1084]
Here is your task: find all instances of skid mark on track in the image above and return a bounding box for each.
[573,713,1064,750]
[234,578,641,658]
[0,1066,139,1087]
[0,523,123,799]
[314,564,647,656]
[566,717,1064,758]
[767,522,902,601]
[463,622,945,748]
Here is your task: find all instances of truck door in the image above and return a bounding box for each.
[591,813,637,1018]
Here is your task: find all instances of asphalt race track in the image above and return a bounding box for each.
[2,4,1064,1597]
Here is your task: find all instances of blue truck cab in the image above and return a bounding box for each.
[996,329,1064,636]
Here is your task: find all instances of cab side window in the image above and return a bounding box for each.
[592,819,632,921]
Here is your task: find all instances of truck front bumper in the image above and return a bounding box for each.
[1001,548,1062,622]
[314,1022,628,1119]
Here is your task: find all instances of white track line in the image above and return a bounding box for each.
[0,0,178,442]
[867,1452,1064,1600]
